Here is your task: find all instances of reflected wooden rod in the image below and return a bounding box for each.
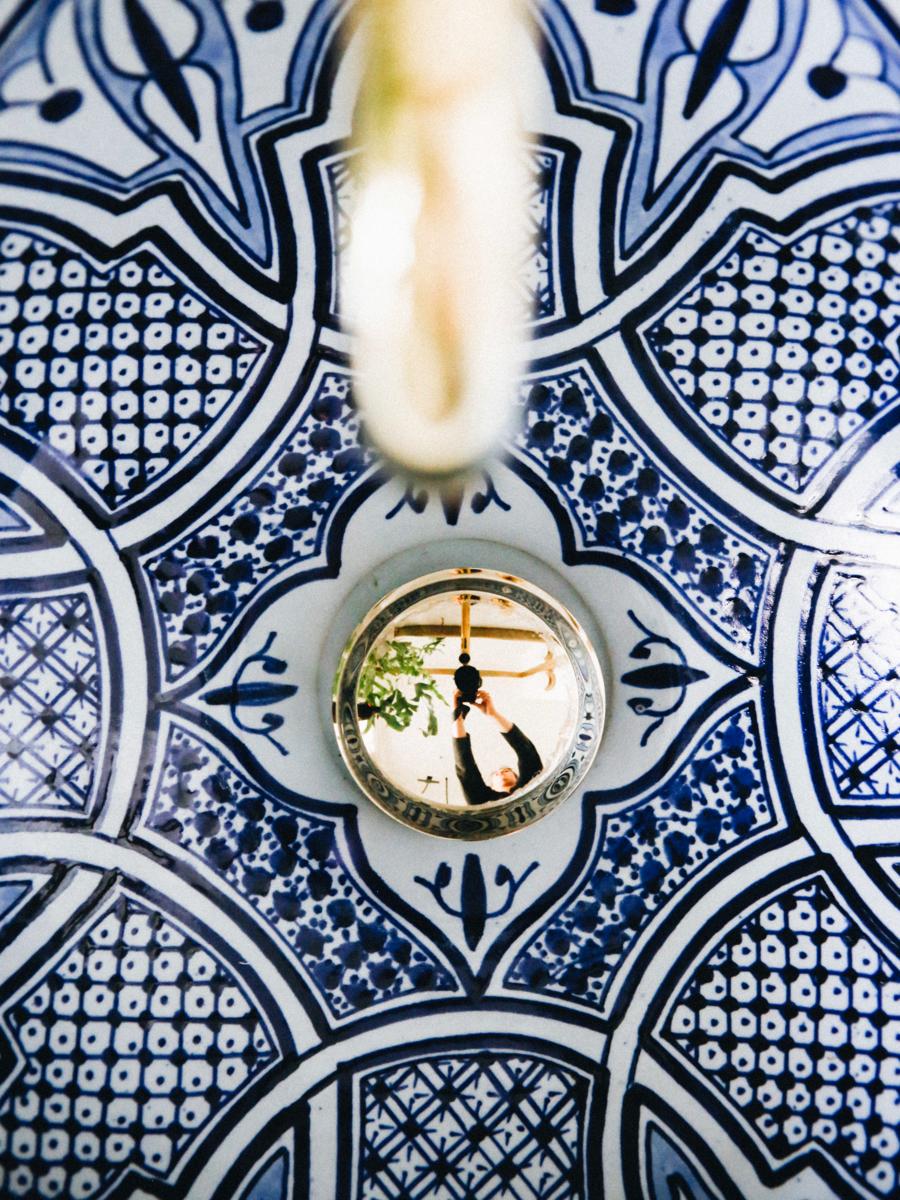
[459,596,471,658]
[345,0,529,478]
[394,624,545,642]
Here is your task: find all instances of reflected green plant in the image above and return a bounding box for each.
[358,637,446,736]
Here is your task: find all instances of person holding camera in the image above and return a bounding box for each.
[451,689,543,805]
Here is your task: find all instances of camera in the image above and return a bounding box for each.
[453,653,482,720]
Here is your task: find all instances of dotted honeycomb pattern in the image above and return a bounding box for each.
[817,568,900,802]
[0,593,101,811]
[666,880,900,1198]
[358,1053,586,1199]
[647,200,900,495]
[146,371,372,678]
[0,229,264,509]
[507,705,775,1011]
[149,726,456,1019]
[514,371,771,654]
[0,894,274,1200]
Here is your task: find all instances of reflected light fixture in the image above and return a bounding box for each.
[344,0,529,479]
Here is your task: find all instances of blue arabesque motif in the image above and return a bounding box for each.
[0,1,896,1197]
[146,723,458,1020]
[507,704,777,1014]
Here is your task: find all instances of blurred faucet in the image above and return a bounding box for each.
[344,0,529,481]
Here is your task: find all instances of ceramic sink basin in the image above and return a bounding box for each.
[0,2,897,1198]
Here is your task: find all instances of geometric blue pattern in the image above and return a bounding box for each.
[0,0,897,1196]
[148,724,457,1019]
[0,592,101,811]
[524,148,568,326]
[0,229,265,510]
[817,568,900,801]
[0,891,275,1199]
[507,704,776,1011]
[665,877,900,1198]
[146,371,372,678]
[514,371,773,656]
[648,199,900,496]
[357,1053,587,1199]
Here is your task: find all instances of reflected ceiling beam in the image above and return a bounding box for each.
[394,624,545,642]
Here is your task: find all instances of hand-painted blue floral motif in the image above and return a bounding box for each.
[0,0,344,270]
[200,631,298,757]
[415,854,539,952]
[146,723,457,1019]
[543,0,900,270]
[664,877,900,1199]
[621,610,710,746]
[145,370,372,678]
[514,369,774,657]
[0,1,895,1196]
[385,472,511,527]
[507,704,776,1012]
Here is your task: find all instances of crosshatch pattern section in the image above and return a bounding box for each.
[357,1054,587,1200]
[0,592,101,811]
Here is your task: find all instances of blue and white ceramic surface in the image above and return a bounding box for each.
[0,1,897,1197]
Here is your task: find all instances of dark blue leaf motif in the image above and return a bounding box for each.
[415,854,538,950]
[203,681,297,707]
[621,664,710,690]
[124,0,200,139]
[683,0,752,119]
[201,633,297,755]
[260,655,288,675]
[620,612,709,745]
[386,473,510,524]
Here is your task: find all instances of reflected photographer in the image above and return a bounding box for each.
[336,569,604,837]
[452,688,542,806]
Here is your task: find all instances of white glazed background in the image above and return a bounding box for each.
[0,2,895,1200]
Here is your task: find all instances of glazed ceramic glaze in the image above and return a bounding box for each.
[0,2,897,1199]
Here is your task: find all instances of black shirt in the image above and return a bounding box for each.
[453,725,543,806]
